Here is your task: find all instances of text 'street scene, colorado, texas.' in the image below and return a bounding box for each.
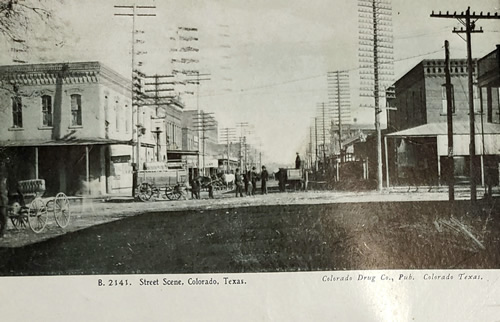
[0,0,499,275]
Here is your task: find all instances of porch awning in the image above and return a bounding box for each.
[0,138,132,147]
[386,121,500,138]
[167,149,199,156]
[386,121,500,156]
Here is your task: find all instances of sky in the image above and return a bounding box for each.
[1,0,499,166]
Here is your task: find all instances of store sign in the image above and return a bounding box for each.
[111,155,131,163]
[203,158,218,168]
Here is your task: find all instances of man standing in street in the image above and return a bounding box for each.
[295,152,301,169]
[235,168,244,197]
[261,165,269,195]
[250,166,258,195]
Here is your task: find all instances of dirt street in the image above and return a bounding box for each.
[0,189,499,275]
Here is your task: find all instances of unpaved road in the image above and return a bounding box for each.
[0,190,498,275]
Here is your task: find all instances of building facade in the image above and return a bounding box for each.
[386,57,500,187]
[0,62,156,195]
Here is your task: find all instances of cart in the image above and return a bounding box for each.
[135,161,189,202]
[7,179,71,233]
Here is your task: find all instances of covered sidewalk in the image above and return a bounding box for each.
[0,138,131,196]
[384,121,500,187]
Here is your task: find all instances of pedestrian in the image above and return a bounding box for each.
[207,177,214,199]
[243,169,250,195]
[261,165,269,194]
[235,168,244,197]
[250,166,258,195]
[180,180,190,200]
[192,177,201,199]
[295,152,301,169]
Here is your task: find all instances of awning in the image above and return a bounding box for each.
[0,138,132,147]
[167,149,199,156]
[386,121,500,156]
[386,121,500,138]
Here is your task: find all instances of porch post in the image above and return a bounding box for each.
[86,145,90,195]
[437,151,441,186]
[34,147,39,179]
[384,136,390,188]
[480,154,485,187]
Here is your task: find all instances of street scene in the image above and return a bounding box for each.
[0,0,500,276]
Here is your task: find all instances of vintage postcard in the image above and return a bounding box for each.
[0,0,499,320]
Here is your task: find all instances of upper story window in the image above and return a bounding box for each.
[473,86,481,113]
[115,101,120,132]
[125,104,130,134]
[12,96,23,128]
[441,84,455,114]
[41,95,53,127]
[71,94,82,126]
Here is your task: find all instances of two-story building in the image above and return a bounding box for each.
[385,57,500,187]
[0,62,156,196]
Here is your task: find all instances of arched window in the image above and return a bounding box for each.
[115,100,120,132]
[12,96,23,128]
[41,95,53,126]
[71,94,82,126]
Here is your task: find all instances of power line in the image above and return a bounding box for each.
[431,6,500,202]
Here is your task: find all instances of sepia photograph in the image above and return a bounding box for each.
[0,0,499,320]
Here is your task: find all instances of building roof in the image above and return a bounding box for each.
[0,138,131,147]
[477,45,500,87]
[386,121,500,138]
[0,61,130,90]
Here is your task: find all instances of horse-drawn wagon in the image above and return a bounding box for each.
[276,168,308,192]
[135,161,189,201]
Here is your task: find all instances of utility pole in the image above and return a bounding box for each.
[193,111,216,176]
[316,103,335,164]
[186,72,211,170]
[114,4,156,197]
[309,126,314,170]
[314,117,318,169]
[327,71,350,160]
[358,0,394,191]
[444,40,454,201]
[431,7,499,201]
[143,74,176,162]
[143,74,175,112]
[220,127,237,173]
[236,122,253,170]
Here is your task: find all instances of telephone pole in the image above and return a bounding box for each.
[220,127,237,173]
[444,40,454,201]
[327,71,350,160]
[114,4,155,197]
[193,111,217,176]
[431,7,500,201]
[358,0,394,191]
[316,103,335,164]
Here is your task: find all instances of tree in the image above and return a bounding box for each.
[0,0,60,236]
[0,0,53,42]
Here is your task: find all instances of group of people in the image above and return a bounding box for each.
[234,166,269,197]
[186,165,270,200]
[189,176,214,200]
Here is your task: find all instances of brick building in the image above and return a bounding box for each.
[0,62,155,195]
[385,57,500,187]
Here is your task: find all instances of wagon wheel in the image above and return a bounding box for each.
[53,192,71,228]
[28,197,48,233]
[9,202,28,229]
[166,185,183,200]
[137,183,154,202]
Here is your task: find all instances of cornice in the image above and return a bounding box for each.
[0,62,130,92]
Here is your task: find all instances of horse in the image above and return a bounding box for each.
[220,173,235,190]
